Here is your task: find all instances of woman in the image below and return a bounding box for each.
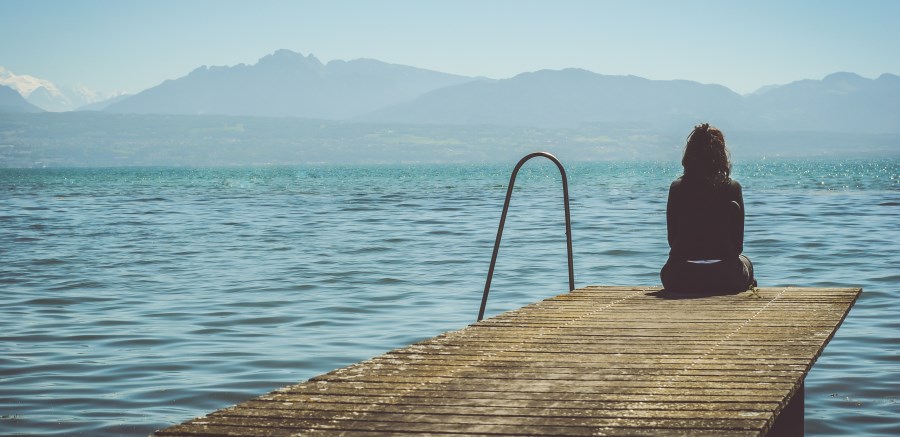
[660,123,755,293]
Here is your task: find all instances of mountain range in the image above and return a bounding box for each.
[368,69,900,133]
[362,68,744,130]
[0,66,122,112]
[3,50,899,134]
[104,49,472,118]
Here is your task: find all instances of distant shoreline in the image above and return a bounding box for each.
[1,112,897,168]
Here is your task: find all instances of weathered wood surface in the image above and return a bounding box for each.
[155,286,860,437]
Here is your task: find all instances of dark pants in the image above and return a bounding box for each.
[661,255,754,294]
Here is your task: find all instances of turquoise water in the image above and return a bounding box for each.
[1,159,897,436]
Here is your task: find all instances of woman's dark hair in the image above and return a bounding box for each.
[681,123,731,186]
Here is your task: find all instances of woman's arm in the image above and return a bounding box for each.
[666,181,678,250]
[732,181,745,256]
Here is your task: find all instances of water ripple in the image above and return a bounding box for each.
[0,160,897,436]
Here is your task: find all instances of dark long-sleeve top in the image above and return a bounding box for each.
[666,176,745,261]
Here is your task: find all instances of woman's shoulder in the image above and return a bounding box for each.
[670,176,741,191]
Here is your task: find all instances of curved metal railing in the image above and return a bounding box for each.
[477,151,574,321]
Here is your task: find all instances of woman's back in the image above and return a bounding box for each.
[666,176,744,261]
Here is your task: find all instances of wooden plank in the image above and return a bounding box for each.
[153,286,860,437]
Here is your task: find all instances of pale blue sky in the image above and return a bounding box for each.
[2,0,898,95]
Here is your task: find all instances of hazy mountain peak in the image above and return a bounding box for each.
[818,72,876,96]
[0,84,44,113]
[257,49,323,70]
[517,68,592,78]
[822,71,864,83]
[272,48,309,59]
[743,71,899,133]
[328,57,391,69]
[748,84,782,96]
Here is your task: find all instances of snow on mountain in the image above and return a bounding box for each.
[0,66,118,112]
[0,66,62,97]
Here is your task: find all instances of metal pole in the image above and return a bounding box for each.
[477,152,574,322]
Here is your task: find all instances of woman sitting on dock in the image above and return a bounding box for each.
[660,123,755,293]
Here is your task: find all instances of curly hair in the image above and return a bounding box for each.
[681,123,731,186]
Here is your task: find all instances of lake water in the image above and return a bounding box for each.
[1,159,897,436]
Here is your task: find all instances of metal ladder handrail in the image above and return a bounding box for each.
[477,151,574,322]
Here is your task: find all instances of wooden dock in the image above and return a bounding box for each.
[154,286,860,437]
